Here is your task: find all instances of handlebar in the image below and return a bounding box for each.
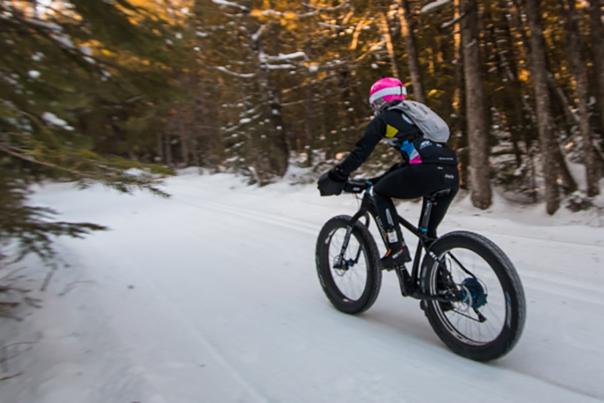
[343,179,372,194]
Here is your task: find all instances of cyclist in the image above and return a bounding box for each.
[318,77,459,270]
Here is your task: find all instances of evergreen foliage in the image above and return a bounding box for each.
[1,0,604,259]
[1,0,184,260]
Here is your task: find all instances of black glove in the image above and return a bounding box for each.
[317,166,348,196]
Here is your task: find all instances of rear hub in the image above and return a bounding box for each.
[458,277,487,309]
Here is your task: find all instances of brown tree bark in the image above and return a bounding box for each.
[250,23,289,180]
[397,0,426,103]
[461,0,492,209]
[524,0,560,214]
[589,0,604,133]
[509,0,578,195]
[378,11,401,77]
[452,0,469,189]
[562,0,600,196]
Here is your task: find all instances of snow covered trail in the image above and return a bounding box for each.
[2,172,604,403]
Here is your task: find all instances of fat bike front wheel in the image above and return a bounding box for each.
[421,231,526,361]
[315,215,382,314]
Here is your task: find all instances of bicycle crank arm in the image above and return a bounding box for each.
[394,267,414,297]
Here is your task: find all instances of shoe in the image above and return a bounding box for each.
[380,246,411,270]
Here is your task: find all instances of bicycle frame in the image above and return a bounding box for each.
[338,182,450,299]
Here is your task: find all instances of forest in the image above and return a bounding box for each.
[1,0,604,259]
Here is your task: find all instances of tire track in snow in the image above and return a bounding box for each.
[172,194,319,236]
[173,180,604,249]
[171,192,604,305]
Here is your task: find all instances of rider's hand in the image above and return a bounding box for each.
[317,167,347,196]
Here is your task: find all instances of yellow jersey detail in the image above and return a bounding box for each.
[385,124,399,138]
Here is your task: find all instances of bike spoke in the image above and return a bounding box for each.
[328,228,368,301]
[433,247,507,345]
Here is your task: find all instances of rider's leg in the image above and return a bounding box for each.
[373,167,426,268]
[426,166,459,238]
[373,192,411,265]
[374,164,458,249]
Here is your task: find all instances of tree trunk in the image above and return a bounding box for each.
[452,0,468,188]
[589,0,604,133]
[250,23,289,179]
[397,0,426,103]
[492,0,525,167]
[461,0,492,209]
[164,132,173,167]
[378,11,400,77]
[178,110,190,167]
[509,0,578,195]
[563,0,600,196]
[303,83,314,167]
[524,0,560,214]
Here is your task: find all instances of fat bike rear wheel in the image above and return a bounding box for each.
[315,215,382,314]
[421,231,526,361]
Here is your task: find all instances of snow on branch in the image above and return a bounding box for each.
[251,25,267,42]
[261,52,307,63]
[216,66,256,78]
[211,0,248,11]
[420,0,452,14]
[264,64,297,70]
[441,12,467,29]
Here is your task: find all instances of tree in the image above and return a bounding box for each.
[589,0,604,135]
[398,0,426,103]
[461,0,492,208]
[0,0,181,259]
[561,0,599,196]
[523,0,560,214]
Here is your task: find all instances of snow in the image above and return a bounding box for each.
[52,33,74,49]
[264,63,296,70]
[41,112,73,131]
[79,46,92,56]
[308,62,319,73]
[262,52,307,62]
[28,70,41,79]
[31,52,44,62]
[1,172,604,402]
[420,0,452,14]
[211,0,248,11]
[216,66,255,79]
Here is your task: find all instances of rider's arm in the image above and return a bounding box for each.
[333,115,386,179]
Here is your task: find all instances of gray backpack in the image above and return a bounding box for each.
[389,101,450,143]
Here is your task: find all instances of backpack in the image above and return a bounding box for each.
[388,101,450,143]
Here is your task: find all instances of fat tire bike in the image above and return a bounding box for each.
[315,180,526,361]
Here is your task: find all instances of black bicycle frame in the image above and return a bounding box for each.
[339,184,451,299]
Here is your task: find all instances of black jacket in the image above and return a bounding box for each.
[336,105,456,178]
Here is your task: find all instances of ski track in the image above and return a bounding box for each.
[3,176,604,403]
[171,190,604,307]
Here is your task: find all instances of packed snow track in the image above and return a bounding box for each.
[2,172,603,403]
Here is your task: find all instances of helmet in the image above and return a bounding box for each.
[368,77,407,113]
